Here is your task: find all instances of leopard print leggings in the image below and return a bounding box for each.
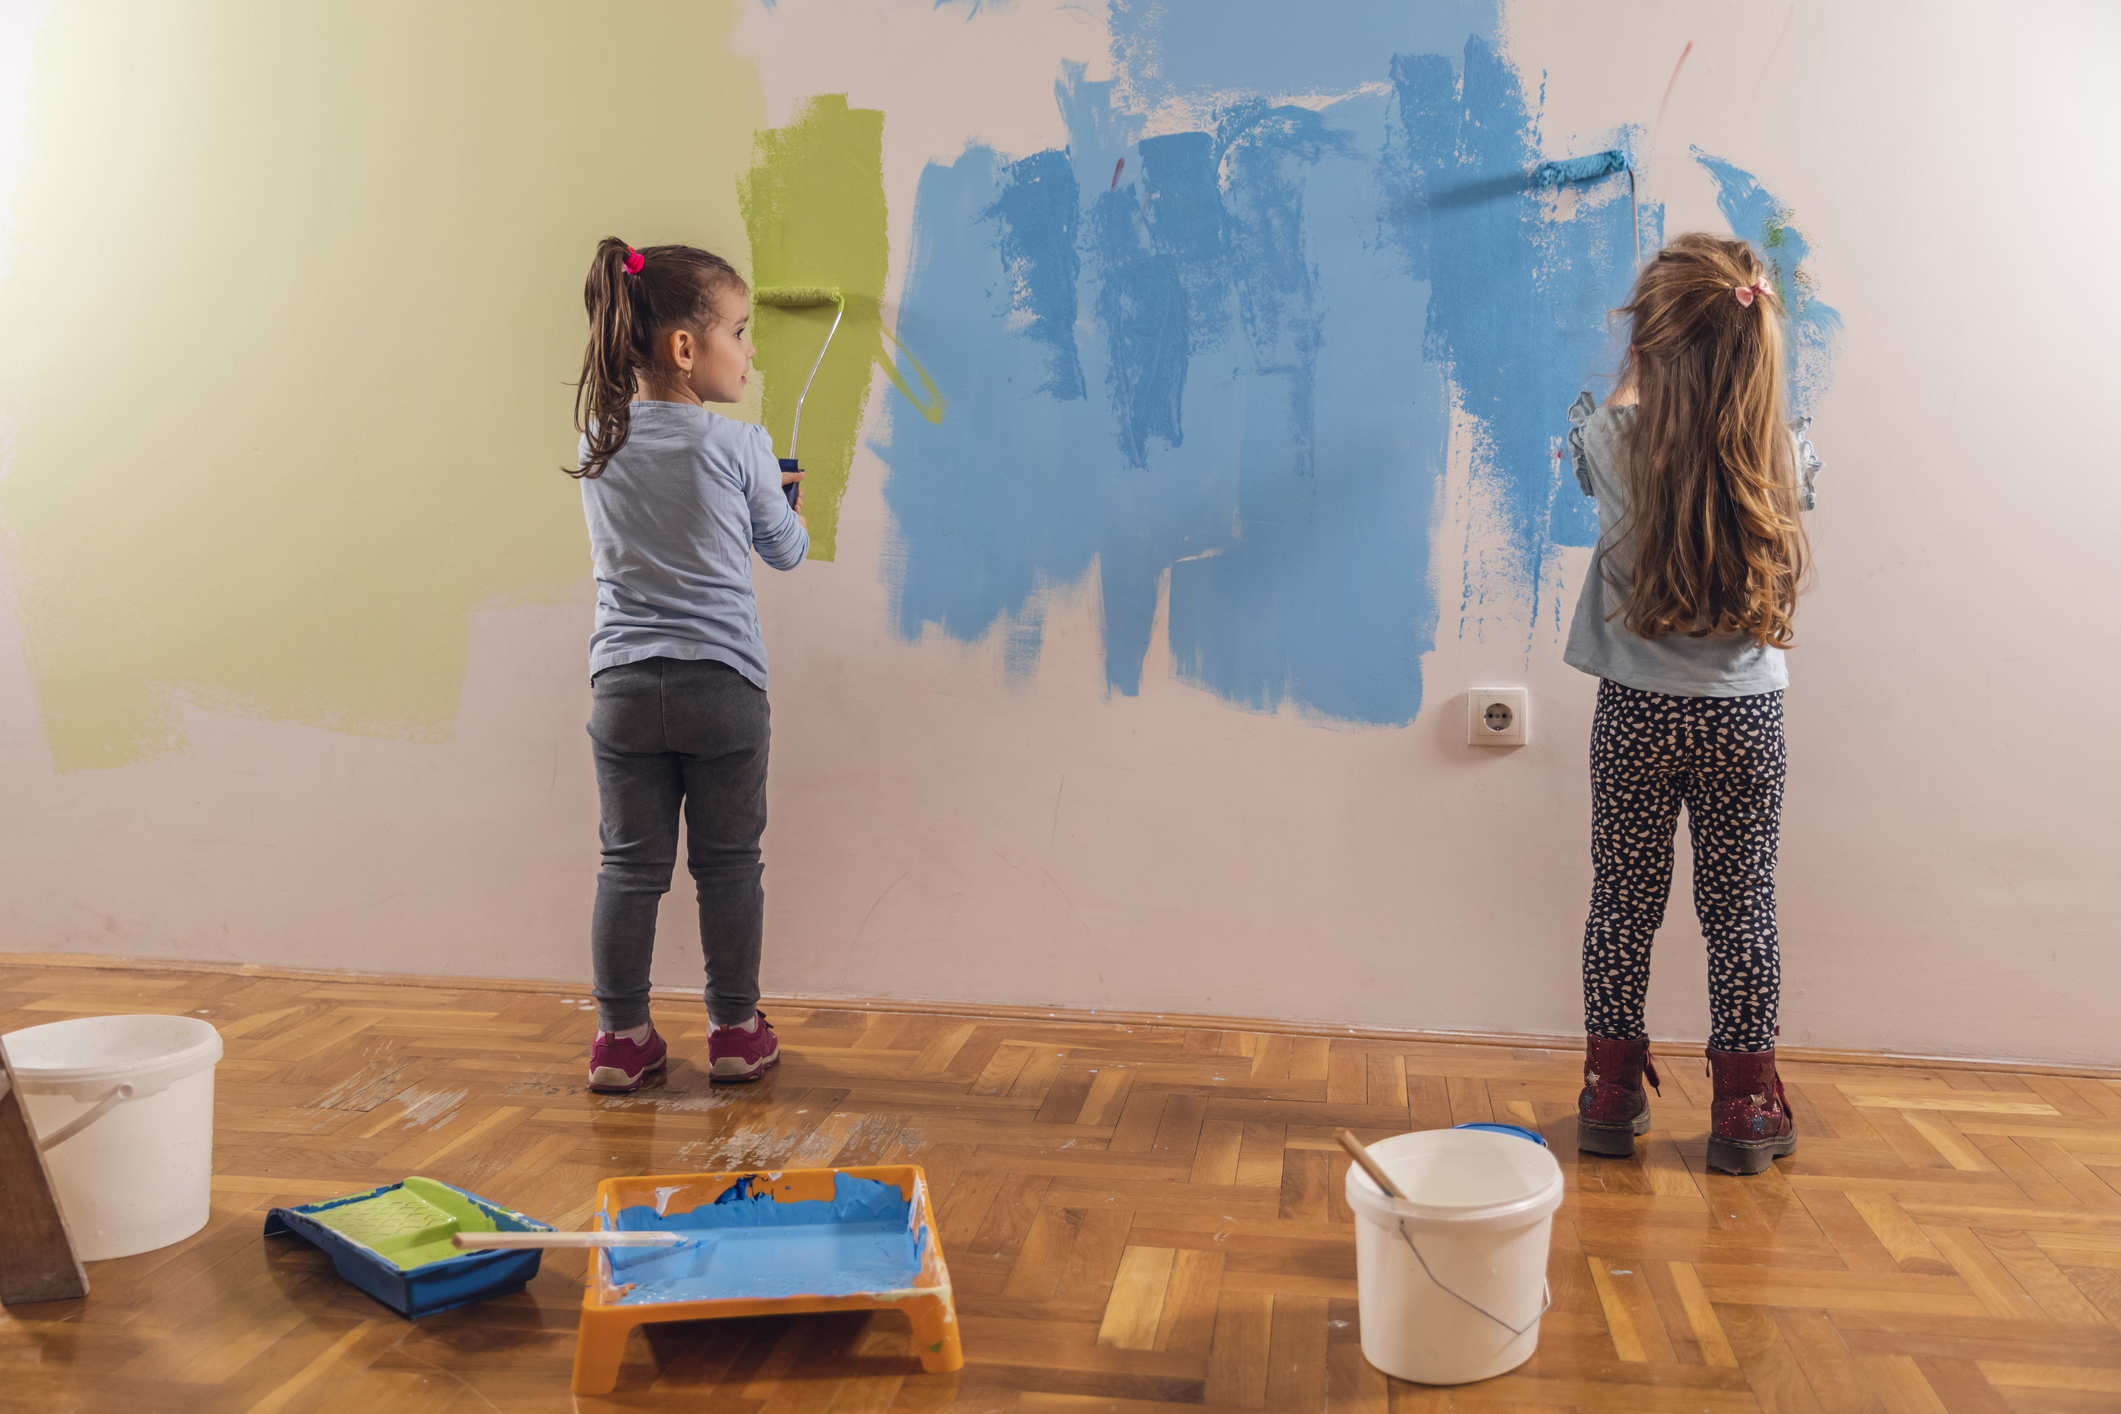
[1582,679,1785,1052]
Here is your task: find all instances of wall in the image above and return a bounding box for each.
[3,0,2117,1067]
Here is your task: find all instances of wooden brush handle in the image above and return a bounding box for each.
[450,1231,686,1250]
[1335,1129,1407,1200]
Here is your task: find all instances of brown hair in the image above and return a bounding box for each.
[1608,232,1809,648]
[568,238,746,479]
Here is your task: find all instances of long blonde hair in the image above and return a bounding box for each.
[1609,233,1809,648]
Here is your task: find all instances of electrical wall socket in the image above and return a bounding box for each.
[1468,688,1529,746]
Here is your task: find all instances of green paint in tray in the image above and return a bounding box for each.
[309,1175,499,1270]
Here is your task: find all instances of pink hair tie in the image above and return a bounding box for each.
[623,247,645,275]
[1733,275,1771,307]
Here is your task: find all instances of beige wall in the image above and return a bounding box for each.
[0,0,764,768]
[3,1,2117,1067]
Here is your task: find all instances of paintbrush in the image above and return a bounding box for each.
[1334,1129,1408,1200]
[451,1231,693,1250]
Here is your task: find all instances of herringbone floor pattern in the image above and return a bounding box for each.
[1,960,2118,1412]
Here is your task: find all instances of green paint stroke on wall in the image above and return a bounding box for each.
[741,95,944,563]
[0,0,767,770]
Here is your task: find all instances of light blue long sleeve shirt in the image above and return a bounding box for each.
[580,402,808,690]
[1561,392,1822,698]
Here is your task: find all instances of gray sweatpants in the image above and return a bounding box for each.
[587,657,769,1031]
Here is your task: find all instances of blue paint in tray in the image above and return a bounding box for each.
[605,1174,926,1305]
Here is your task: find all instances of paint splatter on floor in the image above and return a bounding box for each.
[389,1086,469,1130]
[309,1061,413,1113]
[620,1088,742,1116]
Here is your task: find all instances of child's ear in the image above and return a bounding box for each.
[669,328,695,370]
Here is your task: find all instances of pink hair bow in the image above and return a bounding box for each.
[623,247,645,275]
[1733,275,1771,307]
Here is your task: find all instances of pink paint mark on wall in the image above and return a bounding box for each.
[1655,40,1694,135]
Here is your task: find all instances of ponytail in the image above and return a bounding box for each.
[568,238,747,479]
[571,238,639,480]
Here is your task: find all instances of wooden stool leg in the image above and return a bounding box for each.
[570,1310,639,1395]
[905,1293,963,1373]
[0,1049,87,1306]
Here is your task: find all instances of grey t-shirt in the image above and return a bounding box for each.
[1561,393,1821,698]
[580,402,809,690]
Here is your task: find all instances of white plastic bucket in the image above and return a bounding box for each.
[2,1014,223,1260]
[1344,1128,1564,1385]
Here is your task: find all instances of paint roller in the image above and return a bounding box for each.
[753,285,846,510]
[452,1230,692,1250]
[1529,148,1639,270]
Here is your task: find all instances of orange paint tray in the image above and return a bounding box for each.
[570,1164,961,1395]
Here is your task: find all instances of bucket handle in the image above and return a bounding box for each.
[31,1081,138,1153]
[1396,1220,1553,1338]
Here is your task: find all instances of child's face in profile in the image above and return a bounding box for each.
[685,291,755,405]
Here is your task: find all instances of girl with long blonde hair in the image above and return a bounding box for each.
[1563,233,1823,1175]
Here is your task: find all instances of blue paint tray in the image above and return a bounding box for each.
[572,1165,962,1395]
[264,1175,554,1318]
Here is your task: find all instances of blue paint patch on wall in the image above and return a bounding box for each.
[1088,177,1186,466]
[1380,43,1647,638]
[1135,132,1227,354]
[1108,0,1500,111]
[877,13,1832,726]
[1694,149,1843,417]
[985,150,1085,400]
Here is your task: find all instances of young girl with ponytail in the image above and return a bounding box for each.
[568,239,807,1092]
[1564,233,1824,1174]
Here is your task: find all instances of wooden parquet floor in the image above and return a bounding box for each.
[1,962,2119,1413]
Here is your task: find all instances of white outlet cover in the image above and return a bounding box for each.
[1469,688,1529,746]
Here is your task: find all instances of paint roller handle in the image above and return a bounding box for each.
[450,1231,689,1250]
[777,458,805,513]
[1335,1128,1408,1201]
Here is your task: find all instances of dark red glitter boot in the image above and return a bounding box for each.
[1576,1035,1660,1157]
[1705,1045,1798,1174]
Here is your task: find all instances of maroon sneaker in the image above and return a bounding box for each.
[588,1027,667,1093]
[1577,1034,1660,1157]
[708,1011,779,1083]
[1705,1045,1798,1175]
